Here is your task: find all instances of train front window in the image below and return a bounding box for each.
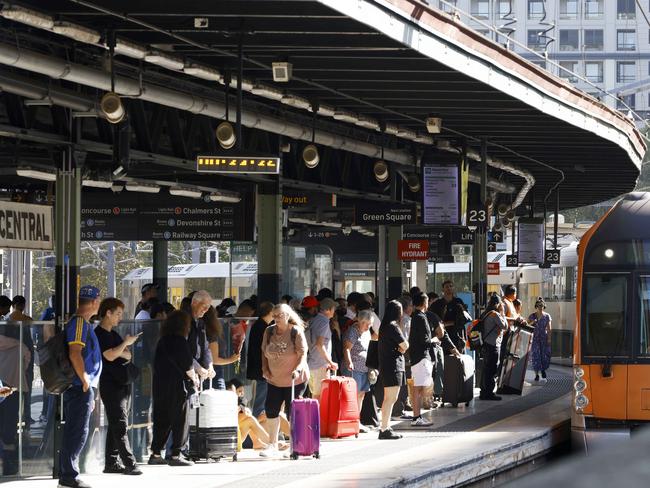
[583,274,628,357]
[638,277,650,356]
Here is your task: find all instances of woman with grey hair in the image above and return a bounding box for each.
[342,309,373,415]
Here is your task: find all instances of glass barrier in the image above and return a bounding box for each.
[0,317,257,478]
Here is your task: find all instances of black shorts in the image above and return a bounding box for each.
[379,370,405,388]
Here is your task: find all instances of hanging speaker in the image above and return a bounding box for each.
[302,144,319,168]
[493,221,504,233]
[100,92,125,124]
[216,121,236,149]
[497,203,509,216]
[506,209,516,221]
[373,160,389,183]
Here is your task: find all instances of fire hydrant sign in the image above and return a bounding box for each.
[398,240,429,260]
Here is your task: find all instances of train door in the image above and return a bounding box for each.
[582,272,630,420]
[627,273,650,420]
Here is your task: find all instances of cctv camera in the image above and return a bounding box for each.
[342,227,352,236]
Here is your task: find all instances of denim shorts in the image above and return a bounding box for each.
[351,370,370,393]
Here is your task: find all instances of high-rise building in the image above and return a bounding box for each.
[433,0,648,119]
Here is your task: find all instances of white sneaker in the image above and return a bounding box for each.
[411,416,433,427]
[259,446,280,458]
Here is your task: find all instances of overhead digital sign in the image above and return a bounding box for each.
[196,156,280,174]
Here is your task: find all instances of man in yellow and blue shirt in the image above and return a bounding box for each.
[59,286,102,488]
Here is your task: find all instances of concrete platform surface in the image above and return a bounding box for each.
[4,368,571,488]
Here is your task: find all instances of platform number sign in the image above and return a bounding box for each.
[467,203,488,228]
[545,249,561,264]
[506,254,518,267]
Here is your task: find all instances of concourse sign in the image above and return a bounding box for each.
[81,192,253,241]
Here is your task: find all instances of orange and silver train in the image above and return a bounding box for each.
[572,192,650,451]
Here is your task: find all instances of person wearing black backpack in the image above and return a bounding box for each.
[59,285,103,488]
[479,295,509,401]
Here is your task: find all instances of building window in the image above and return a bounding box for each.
[528,0,545,20]
[471,0,489,19]
[559,30,579,51]
[559,61,579,82]
[617,61,636,83]
[439,0,458,14]
[559,0,578,19]
[617,94,635,110]
[528,30,545,51]
[585,0,604,19]
[617,30,636,51]
[584,30,604,51]
[617,0,635,20]
[585,62,603,83]
[498,0,513,19]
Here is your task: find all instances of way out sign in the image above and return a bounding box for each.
[398,240,429,260]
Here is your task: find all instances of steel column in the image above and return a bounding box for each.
[257,179,282,303]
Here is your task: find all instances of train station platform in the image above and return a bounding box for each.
[5,366,572,488]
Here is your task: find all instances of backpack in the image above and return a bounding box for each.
[467,311,499,351]
[37,328,75,394]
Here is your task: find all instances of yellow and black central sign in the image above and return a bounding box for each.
[196,155,281,174]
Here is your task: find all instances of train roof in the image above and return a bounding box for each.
[122,262,258,281]
[586,192,650,250]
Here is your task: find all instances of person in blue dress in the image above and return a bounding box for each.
[528,297,552,382]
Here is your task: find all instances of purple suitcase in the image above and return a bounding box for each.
[289,380,320,459]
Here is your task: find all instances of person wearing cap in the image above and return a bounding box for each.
[134,283,159,318]
[307,298,338,401]
[299,296,319,323]
[59,286,103,488]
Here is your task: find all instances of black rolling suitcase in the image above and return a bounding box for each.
[497,325,534,395]
[442,354,475,407]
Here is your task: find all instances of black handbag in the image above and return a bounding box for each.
[366,340,379,370]
[123,362,140,384]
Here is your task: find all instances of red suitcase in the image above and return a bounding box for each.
[319,376,360,439]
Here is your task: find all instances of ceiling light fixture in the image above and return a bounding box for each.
[407,174,421,193]
[384,123,399,135]
[356,115,380,130]
[169,187,202,199]
[397,128,417,140]
[16,166,57,182]
[216,121,236,149]
[225,76,255,92]
[208,192,241,203]
[281,94,311,110]
[0,4,54,29]
[183,63,222,82]
[333,110,359,124]
[100,92,125,124]
[373,161,389,183]
[125,182,160,194]
[82,178,113,189]
[52,21,100,44]
[251,83,284,101]
[144,50,184,71]
[317,104,336,117]
[113,38,147,59]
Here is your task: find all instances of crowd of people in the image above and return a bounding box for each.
[0,280,553,488]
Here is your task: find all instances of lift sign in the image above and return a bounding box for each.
[0,201,53,250]
[196,156,280,174]
[398,240,429,260]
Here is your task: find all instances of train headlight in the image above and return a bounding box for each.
[574,367,585,379]
[574,379,587,393]
[575,394,589,410]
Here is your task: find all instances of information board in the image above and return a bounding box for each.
[355,203,416,226]
[518,218,545,264]
[422,164,460,225]
[81,192,253,241]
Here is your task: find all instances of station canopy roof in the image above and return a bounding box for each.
[0,0,644,211]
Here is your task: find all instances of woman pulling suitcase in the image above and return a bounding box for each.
[260,304,310,459]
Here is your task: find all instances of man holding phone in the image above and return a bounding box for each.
[59,285,103,488]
